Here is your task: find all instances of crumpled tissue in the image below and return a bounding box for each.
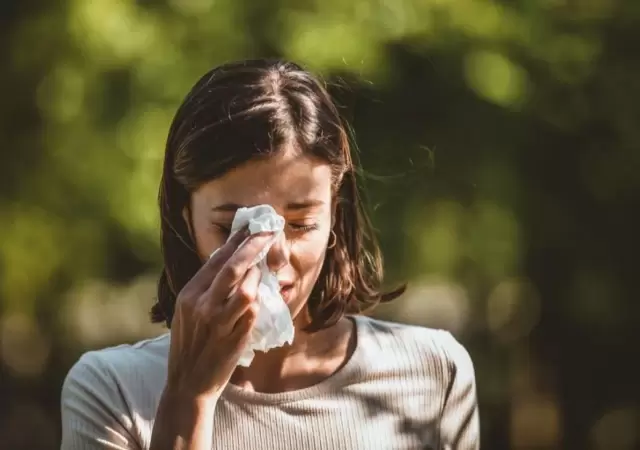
[210,204,295,367]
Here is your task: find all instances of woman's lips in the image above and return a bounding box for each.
[279,285,293,303]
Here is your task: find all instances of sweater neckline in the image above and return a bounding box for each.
[221,315,367,405]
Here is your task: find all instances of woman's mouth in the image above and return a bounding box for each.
[279,284,294,303]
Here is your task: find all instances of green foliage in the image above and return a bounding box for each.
[1,0,639,447]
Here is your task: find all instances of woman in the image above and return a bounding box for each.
[60,59,479,450]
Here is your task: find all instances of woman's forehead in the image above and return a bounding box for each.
[194,152,333,210]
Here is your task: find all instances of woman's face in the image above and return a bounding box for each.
[187,150,334,324]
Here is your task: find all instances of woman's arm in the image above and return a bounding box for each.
[61,228,274,450]
[61,350,222,450]
[438,332,480,450]
[149,389,218,450]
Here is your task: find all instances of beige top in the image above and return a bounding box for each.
[60,315,480,449]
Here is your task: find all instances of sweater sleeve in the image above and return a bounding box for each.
[60,351,140,450]
[437,331,480,450]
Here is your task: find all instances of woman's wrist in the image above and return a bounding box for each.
[161,384,220,419]
[150,386,219,450]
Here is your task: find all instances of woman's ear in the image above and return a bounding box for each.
[331,173,346,229]
[182,204,194,239]
[331,197,338,229]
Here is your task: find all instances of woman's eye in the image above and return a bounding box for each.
[288,223,318,233]
[214,222,317,234]
[213,224,231,234]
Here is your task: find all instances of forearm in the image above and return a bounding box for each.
[150,388,219,450]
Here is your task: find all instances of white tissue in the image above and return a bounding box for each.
[210,205,295,367]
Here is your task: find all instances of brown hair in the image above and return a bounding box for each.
[151,58,404,330]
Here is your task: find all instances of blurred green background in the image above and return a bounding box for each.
[1,0,639,449]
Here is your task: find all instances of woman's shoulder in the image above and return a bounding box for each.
[60,333,170,447]
[63,332,170,390]
[352,316,479,447]
[353,315,475,378]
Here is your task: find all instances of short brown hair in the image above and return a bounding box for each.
[151,59,404,330]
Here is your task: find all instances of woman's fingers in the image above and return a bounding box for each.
[206,231,274,302]
[219,265,262,334]
[165,226,279,400]
[181,226,250,298]
[231,307,258,348]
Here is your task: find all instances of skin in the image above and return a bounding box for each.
[150,150,355,450]
[190,149,355,392]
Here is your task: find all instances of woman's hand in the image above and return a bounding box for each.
[150,228,275,450]
[165,228,273,403]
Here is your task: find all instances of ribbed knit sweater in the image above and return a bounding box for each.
[60,315,479,449]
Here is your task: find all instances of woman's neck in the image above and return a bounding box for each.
[229,316,355,394]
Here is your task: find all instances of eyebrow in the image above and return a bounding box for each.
[211,200,325,212]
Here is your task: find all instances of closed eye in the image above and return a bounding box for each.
[212,224,231,235]
[288,223,319,233]
[213,223,317,234]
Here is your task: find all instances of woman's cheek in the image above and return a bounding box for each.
[291,235,328,269]
[192,225,226,263]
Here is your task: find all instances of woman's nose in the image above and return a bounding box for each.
[266,234,290,273]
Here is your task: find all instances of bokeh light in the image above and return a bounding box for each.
[394,277,470,334]
[590,406,640,450]
[1,313,51,377]
[487,277,541,342]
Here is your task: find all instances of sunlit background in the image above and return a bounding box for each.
[1,0,639,449]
